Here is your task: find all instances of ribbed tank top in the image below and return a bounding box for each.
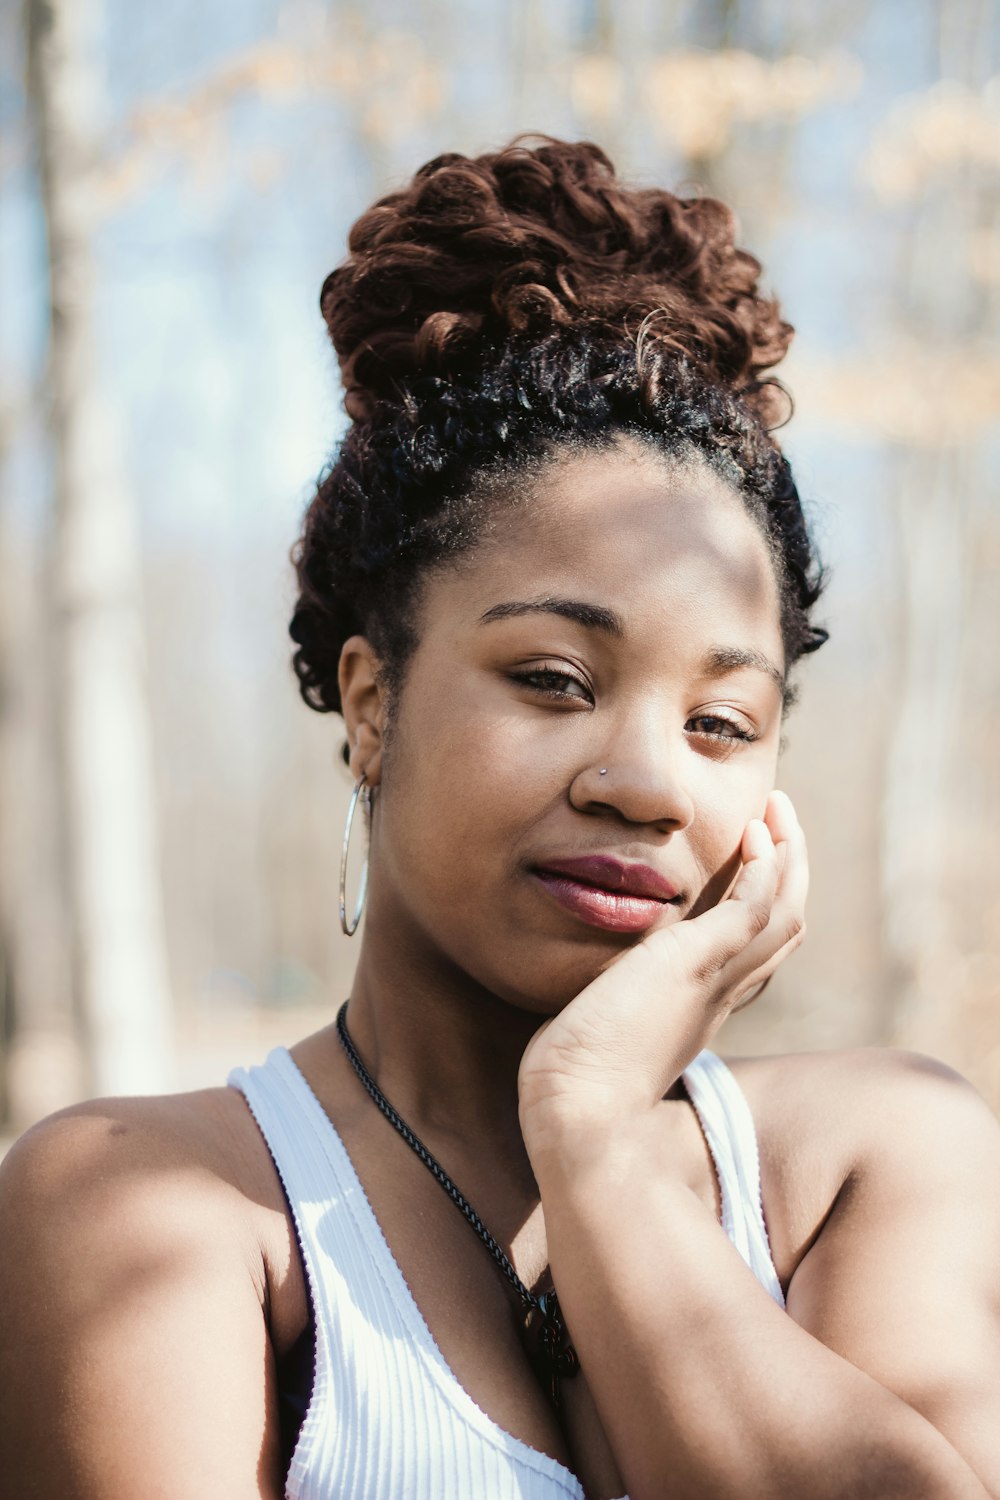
[229,1046,784,1500]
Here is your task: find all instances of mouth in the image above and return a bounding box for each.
[531,855,684,934]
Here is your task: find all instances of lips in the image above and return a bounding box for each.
[532,855,682,934]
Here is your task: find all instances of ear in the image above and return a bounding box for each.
[338,636,388,787]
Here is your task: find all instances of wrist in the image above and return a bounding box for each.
[519,1097,669,1191]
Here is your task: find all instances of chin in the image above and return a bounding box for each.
[482,932,648,1016]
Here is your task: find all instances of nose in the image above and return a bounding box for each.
[569,716,696,831]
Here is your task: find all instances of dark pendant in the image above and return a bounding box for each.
[527,1289,579,1408]
[334,1006,582,1409]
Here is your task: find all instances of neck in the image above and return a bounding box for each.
[342,899,542,1159]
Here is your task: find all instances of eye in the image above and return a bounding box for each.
[686,713,758,744]
[509,665,593,704]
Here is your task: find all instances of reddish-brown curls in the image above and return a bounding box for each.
[290,137,826,726]
[321,136,793,426]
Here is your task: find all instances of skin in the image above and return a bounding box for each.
[2,435,1000,1499]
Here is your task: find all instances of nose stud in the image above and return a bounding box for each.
[599,768,607,776]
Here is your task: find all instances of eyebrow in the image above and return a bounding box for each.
[478,599,785,694]
[704,645,786,694]
[478,596,625,639]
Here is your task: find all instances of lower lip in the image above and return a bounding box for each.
[533,872,673,933]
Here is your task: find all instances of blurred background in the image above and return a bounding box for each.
[1,0,999,1141]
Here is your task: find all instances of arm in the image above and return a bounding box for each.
[520,795,999,1499]
[534,1063,1000,1500]
[0,1104,284,1500]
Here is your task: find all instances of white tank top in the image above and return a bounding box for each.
[229,1046,784,1500]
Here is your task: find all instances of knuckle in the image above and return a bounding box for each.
[690,947,729,991]
[746,899,771,937]
[782,913,806,946]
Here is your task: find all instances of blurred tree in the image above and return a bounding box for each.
[25,0,173,1096]
[864,1,1000,1074]
[0,402,10,1126]
[2,0,998,1127]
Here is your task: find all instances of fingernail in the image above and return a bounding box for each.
[747,818,773,851]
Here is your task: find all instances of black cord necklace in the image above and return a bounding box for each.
[335,1000,580,1408]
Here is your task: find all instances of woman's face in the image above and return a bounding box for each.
[357,436,787,1015]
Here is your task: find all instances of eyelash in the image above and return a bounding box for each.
[510,667,591,701]
[509,668,759,743]
[687,715,758,744]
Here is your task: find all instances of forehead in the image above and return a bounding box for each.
[430,437,783,658]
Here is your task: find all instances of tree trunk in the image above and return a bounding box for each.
[26,0,173,1097]
[879,447,969,1053]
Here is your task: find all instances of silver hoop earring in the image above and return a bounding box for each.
[339,775,372,937]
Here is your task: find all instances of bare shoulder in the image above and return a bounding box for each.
[1,1080,284,1251]
[0,1086,297,1499]
[725,1050,1000,1495]
[726,1044,999,1160]
[0,1078,308,1351]
[720,1047,1000,1279]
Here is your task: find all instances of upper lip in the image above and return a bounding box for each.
[533,855,681,902]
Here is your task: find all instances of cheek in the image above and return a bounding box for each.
[377,667,527,886]
[687,757,777,910]
[388,650,556,809]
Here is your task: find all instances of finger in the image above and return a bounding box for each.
[695,803,806,999]
[686,818,780,972]
[731,818,781,929]
[738,800,809,979]
[708,800,788,910]
[733,924,805,1003]
[645,811,795,1005]
[764,792,787,874]
[764,789,798,875]
[764,788,798,845]
[767,793,809,935]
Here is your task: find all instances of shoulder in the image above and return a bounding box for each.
[0,1084,275,1301]
[735,1052,1000,1493]
[720,1047,1000,1277]
[0,1087,296,1497]
[0,1077,312,1351]
[726,1044,999,1166]
[1,1079,280,1211]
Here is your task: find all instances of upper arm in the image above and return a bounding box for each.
[0,1107,284,1500]
[786,1054,1000,1497]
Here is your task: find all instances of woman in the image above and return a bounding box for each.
[2,137,999,1500]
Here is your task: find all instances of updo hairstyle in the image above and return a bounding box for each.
[290,137,826,730]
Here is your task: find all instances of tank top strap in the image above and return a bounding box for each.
[227,1048,358,1489]
[680,1051,785,1308]
[228,1046,423,1497]
[228,1047,468,1369]
[229,1049,593,1500]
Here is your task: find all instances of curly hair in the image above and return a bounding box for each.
[290,136,826,726]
